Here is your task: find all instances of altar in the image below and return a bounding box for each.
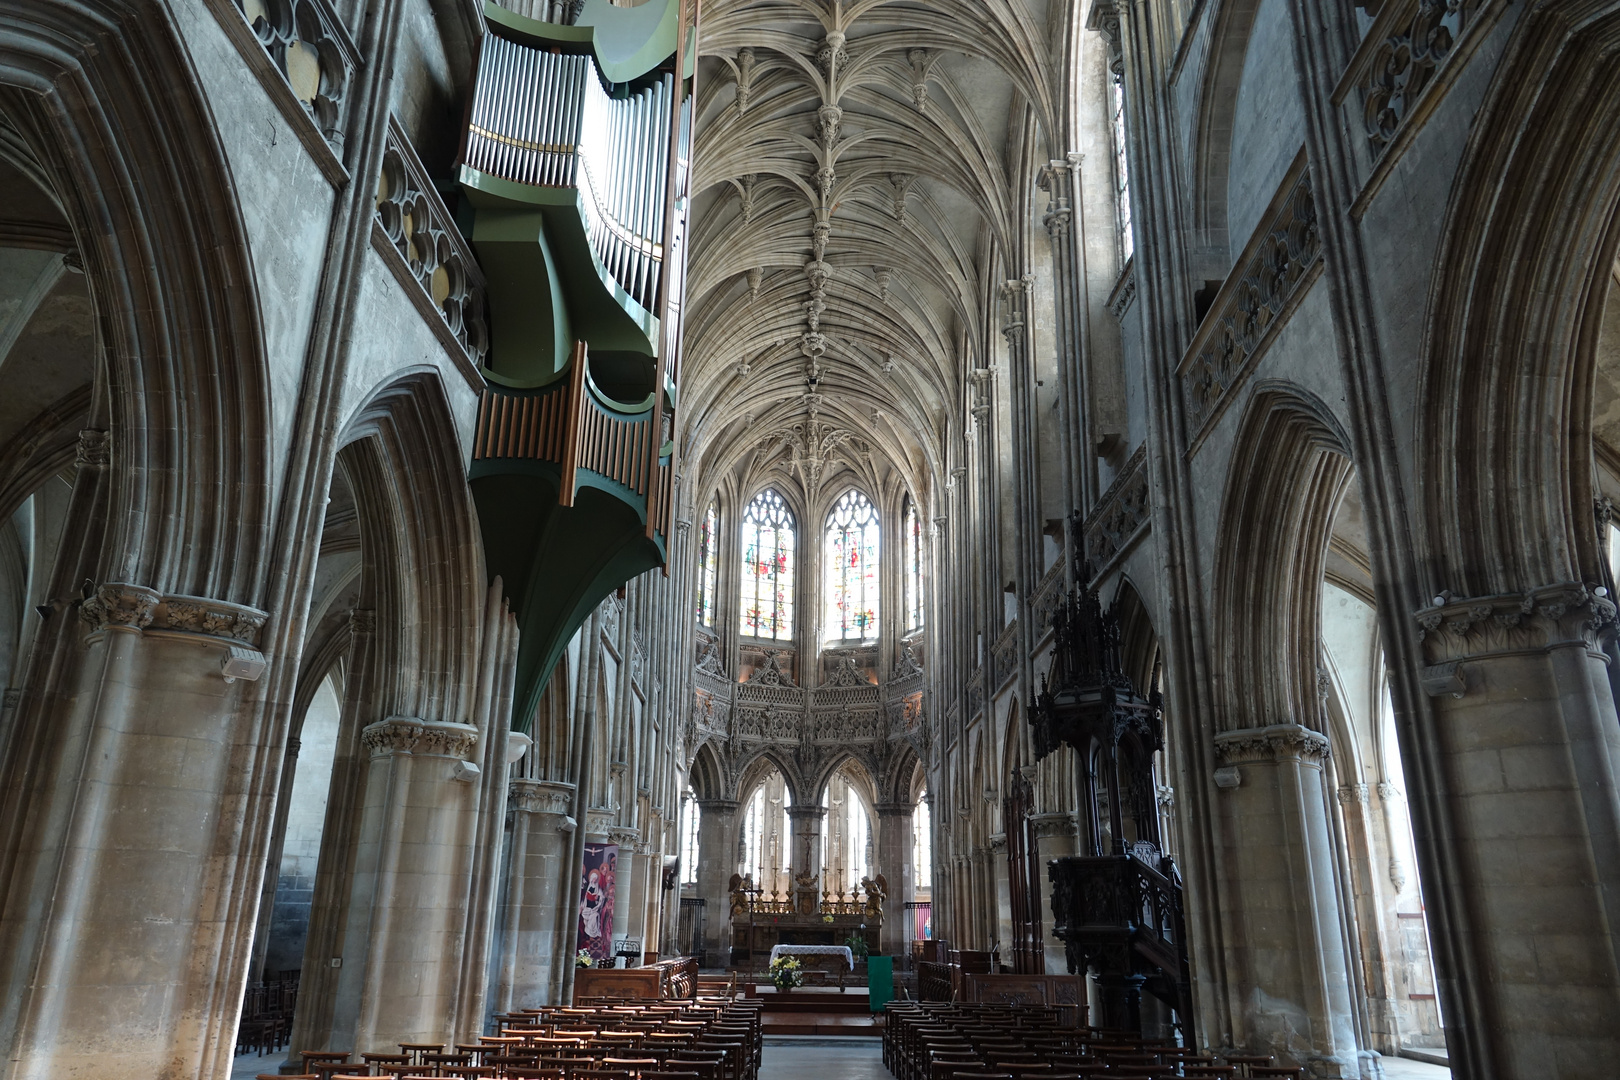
[769,944,854,970]
[727,872,886,971]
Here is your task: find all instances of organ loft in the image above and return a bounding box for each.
[0,0,1614,1078]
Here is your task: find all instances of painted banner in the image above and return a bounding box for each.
[577,842,619,965]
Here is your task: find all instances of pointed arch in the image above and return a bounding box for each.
[337,371,487,727]
[0,4,272,602]
[688,738,726,802]
[1419,4,1620,596]
[1212,383,1354,733]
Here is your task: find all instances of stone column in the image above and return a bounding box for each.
[874,802,914,957]
[1411,587,1620,1078]
[1212,724,1362,1077]
[694,798,738,967]
[328,717,483,1055]
[0,585,272,1080]
[787,804,828,914]
[498,779,577,1009]
[988,836,1012,962]
[1037,156,1092,522]
[608,825,642,955]
[1030,812,1080,974]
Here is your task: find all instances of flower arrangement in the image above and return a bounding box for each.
[768,955,804,990]
[576,949,594,969]
[821,914,834,924]
[844,931,870,960]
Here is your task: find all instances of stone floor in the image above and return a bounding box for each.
[754,1038,1451,1080]
[1380,1054,1451,1079]
[230,1036,1452,1079]
[762,1036,888,1080]
[230,1048,287,1078]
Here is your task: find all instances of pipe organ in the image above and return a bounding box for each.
[459,0,694,732]
[465,34,684,316]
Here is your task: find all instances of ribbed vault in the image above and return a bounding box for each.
[683,0,1065,508]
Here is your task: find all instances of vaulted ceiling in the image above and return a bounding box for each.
[680,0,1069,514]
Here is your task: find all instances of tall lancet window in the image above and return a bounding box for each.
[740,489,796,640]
[697,501,719,627]
[1111,70,1134,262]
[903,496,924,632]
[825,490,880,642]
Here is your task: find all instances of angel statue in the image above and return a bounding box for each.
[861,873,888,923]
[728,873,755,918]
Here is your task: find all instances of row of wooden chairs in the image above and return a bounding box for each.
[884,1002,1305,1080]
[266,994,762,1080]
[236,971,300,1058]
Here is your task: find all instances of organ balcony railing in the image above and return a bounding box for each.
[472,342,673,527]
[460,0,692,731]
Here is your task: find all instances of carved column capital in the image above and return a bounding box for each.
[1415,583,1615,667]
[510,778,576,816]
[695,798,740,815]
[1213,723,1330,765]
[362,717,425,756]
[608,825,642,848]
[79,583,159,632]
[1029,811,1079,839]
[78,583,270,648]
[1337,783,1370,806]
[874,801,914,818]
[360,716,479,759]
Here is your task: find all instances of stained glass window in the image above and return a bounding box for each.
[697,501,718,627]
[825,490,880,642]
[1111,73,1134,263]
[680,790,700,886]
[903,496,924,631]
[740,489,796,640]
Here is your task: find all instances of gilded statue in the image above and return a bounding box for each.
[861,873,887,924]
[728,873,754,918]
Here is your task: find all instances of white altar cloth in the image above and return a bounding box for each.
[769,944,854,971]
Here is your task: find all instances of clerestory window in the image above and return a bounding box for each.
[824,490,880,642]
[696,501,719,627]
[740,489,796,640]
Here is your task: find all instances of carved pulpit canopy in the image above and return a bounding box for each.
[1031,554,1162,761]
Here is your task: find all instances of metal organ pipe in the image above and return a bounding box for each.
[465,32,680,312]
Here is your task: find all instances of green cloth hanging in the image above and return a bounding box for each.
[867,955,894,1012]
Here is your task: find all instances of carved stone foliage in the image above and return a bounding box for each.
[1357,0,1486,156]
[1213,723,1330,765]
[1180,171,1322,437]
[232,0,355,149]
[361,716,479,759]
[1414,584,1616,666]
[80,583,270,647]
[376,121,489,367]
[1084,445,1149,574]
[511,778,575,816]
